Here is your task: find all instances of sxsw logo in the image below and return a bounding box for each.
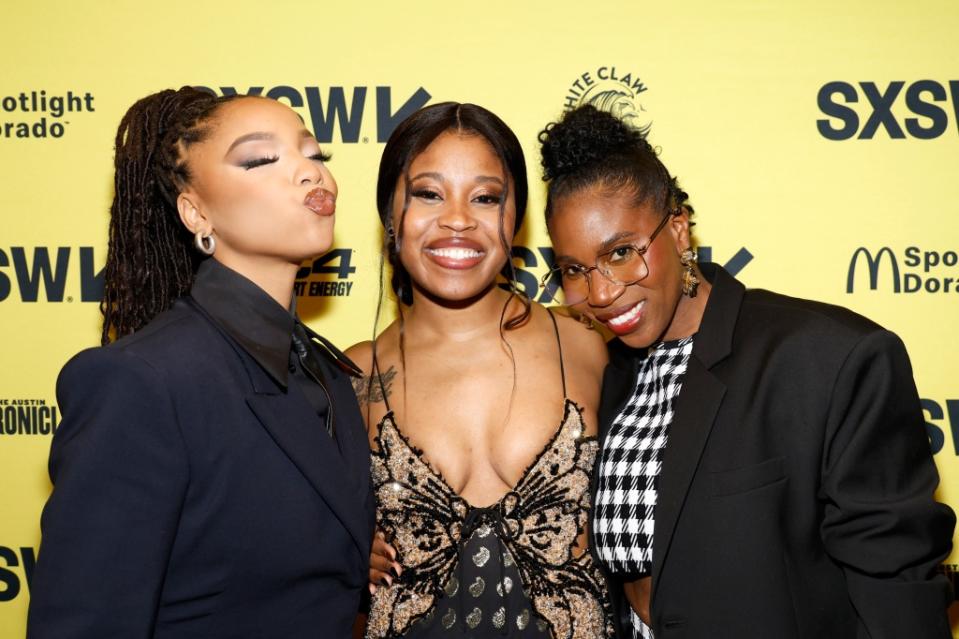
[0,546,35,602]
[0,247,103,303]
[817,80,959,140]
[846,247,959,294]
[194,85,432,143]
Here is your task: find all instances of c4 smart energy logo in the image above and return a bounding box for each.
[846,246,959,294]
[817,80,959,140]
[294,249,357,298]
[563,66,650,134]
[195,84,431,143]
[0,90,95,139]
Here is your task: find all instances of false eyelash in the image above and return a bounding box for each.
[241,156,279,170]
[412,189,441,200]
[311,152,332,163]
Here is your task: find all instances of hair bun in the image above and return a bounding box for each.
[538,104,648,182]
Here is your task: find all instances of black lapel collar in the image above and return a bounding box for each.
[185,298,372,556]
[598,339,644,446]
[246,390,371,557]
[651,263,744,600]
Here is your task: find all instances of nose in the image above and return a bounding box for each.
[295,153,325,188]
[437,197,477,232]
[586,269,624,308]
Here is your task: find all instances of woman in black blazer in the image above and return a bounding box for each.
[27,88,374,638]
[536,105,954,638]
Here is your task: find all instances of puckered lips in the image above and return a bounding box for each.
[594,300,646,336]
[423,236,486,270]
[304,187,336,216]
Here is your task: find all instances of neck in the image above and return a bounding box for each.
[661,265,711,342]
[405,283,520,343]
[213,253,299,311]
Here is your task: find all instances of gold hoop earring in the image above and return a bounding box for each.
[680,248,700,298]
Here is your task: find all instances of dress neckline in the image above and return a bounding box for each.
[373,397,594,511]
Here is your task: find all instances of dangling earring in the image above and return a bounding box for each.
[578,313,594,329]
[680,248,700,298]
[195,231,215,256]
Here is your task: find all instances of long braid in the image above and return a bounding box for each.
[101,87,235,345]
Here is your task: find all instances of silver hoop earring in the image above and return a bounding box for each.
[195,231,215,256]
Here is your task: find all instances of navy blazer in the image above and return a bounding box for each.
[28,297,374,638]
[594,264,954,638]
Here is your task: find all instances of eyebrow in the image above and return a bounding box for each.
[554,231,638,264]
[409,172,504,184]
[226,129,315,153]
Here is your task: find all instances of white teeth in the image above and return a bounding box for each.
[606,301,644,327]
[426,248,483,260]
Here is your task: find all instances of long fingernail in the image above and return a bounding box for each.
[390,565,401,578]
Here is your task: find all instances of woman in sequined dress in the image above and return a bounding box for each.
[346,103,615,639]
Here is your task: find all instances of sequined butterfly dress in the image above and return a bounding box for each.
[365,312,614,639]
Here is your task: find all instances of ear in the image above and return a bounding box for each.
[667,206,692,255]
[177,192,212,236]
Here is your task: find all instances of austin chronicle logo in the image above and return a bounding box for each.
[563,66,650,134]
[846,247,958,294]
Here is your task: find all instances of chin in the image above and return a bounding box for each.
[415,277,499,304]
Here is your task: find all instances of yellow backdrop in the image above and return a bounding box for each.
[2,1,957,635]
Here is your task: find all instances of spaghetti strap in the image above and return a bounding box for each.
[545,307,568,398]
[371,348,393,412]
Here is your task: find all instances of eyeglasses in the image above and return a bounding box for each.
[541,212,673,306]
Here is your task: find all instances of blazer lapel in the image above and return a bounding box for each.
[247,389,371,556]
[598,340,644,444]
[651,356,725,598]
[184,296,373,555]
[651,263,744,601]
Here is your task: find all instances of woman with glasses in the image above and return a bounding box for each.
[538,104,954,638]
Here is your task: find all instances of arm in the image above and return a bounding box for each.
[820,330,955,638]
[344,340,402,593]
[27,347,189,639]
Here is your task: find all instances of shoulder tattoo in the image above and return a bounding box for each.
[351,365,397,407]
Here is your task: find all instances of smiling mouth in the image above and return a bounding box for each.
[600,300,645,333]
[425,247,484,260]
[423,246,486,269]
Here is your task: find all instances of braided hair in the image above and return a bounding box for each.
[101,87,236,345]
[538,104,693,223]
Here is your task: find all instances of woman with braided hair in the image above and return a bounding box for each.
[538,104,954,638]
[28,87,374,638]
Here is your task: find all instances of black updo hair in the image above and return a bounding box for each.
[538,104,693,222]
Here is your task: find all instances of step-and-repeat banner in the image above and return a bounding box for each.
[2,1,957,635]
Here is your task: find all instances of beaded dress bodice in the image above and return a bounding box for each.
[365,312,613,639]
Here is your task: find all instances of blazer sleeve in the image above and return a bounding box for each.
[819,329,955,638]
[27,347,189,639]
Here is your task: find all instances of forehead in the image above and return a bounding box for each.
[204,97,309,146]
[409,130,503,177]
[549,187,661,256]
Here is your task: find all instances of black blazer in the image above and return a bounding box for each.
[27,298,374,638]
[594,264,954,638]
